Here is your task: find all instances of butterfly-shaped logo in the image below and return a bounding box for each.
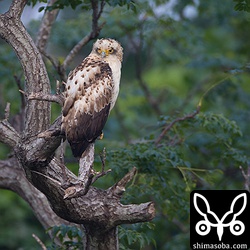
[193,193,247,241]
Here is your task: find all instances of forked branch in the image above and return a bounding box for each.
[62,0,106,71]
[155,105,201,145]
[109,167,137,198]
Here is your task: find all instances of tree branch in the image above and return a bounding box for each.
[32,234,47,250]
[240,165,250,192]
[129,34,162,115]
[62,33,92,74]
[112,202,155,226]
[155,105,201,145]
[15,120,63,171]
[62,0,106,72]
[36,0,60,52]
[0,3,51,137]
[63,144,95,199]
[7,0,27,19]
[63,144,111,199]
[14,142,155,231]
[0,119,20,148]
[91,148,112,183]
[25,91,64,106]
[109,167,137,197]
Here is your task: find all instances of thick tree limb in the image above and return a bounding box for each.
[36,0,60,52]
[14,115,63,171]
[7,0,27,18]
[0,119,20,147]
[63,143,96,199]
[79,143,95,179]
[27,157,155,230]
[0,3,51,137]
[12,134,155,245]
[83,226,118,250]
[37,115,63,138]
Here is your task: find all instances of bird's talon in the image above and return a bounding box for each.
[98,132,104,140]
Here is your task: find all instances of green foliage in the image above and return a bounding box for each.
[106,0,136,10]
[0,190,49,249]
[197,113,242,141]
[234,0,250,12]
[44,223,155,250]
[119,223,156,250]
[46,224,84,250]
[27,0,47,7]
[27,0,136,12]
[39,0,87,11]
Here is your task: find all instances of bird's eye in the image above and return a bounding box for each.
[96,48,102,54]
[108,48,114,54]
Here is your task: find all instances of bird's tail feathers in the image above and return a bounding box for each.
[69,140,90,158]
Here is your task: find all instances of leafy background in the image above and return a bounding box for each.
[0,0,250,249]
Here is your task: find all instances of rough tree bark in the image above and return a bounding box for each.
[0,1,155,249]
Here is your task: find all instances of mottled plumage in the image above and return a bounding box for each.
[61,38,123,157]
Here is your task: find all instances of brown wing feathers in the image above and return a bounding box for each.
[68,104,111,157]
[62,57,113,158]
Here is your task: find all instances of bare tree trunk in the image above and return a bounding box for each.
[0,1,155,248]
[83,226,119,250]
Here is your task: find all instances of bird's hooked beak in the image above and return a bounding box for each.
[101,50,109,58]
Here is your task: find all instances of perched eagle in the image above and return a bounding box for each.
[61,38,123,158]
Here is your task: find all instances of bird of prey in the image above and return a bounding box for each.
[61,38,123,158]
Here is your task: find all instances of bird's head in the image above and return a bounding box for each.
[92,38,123,62]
